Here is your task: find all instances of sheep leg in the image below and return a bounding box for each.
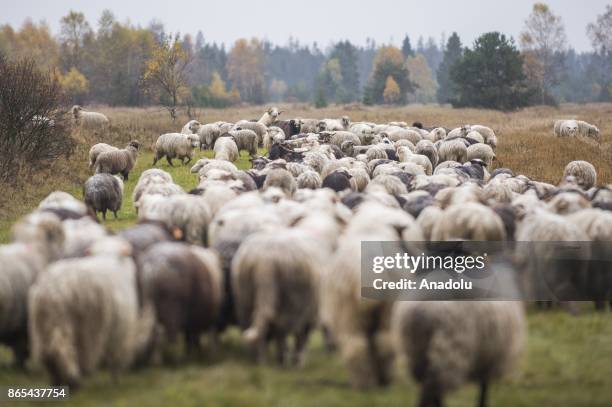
[102,210,107,221]
[152,153,160,166]
[418,379,443,407]
[113,211,118,219]
[291,325,311,367]
[184,156,192,165]
[166,156,174,167]
[478,380,488,407]
[185,330,201,357]
[275,335,288,366]
[321,325,336,353]
[10,339,28,369]
[122,171,129,181]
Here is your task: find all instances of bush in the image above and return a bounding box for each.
[0,55,74,183]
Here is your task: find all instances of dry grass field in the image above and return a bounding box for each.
[0,103,611,406]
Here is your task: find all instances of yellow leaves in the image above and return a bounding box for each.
[374,46,404,69]
[0,20,59,70]
[406,53,437,103]
[383,75,401,104]
[59,67,89,96]
[209,71,228,98]
[227,38,265,102]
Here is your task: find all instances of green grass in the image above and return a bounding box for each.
[0,149,257,240]
[0,311,610,406]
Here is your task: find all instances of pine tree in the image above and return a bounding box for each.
[401,35,415,58]
[450,32,533,110]
[436,32,463,104]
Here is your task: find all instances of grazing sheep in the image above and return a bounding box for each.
[438,139,468,163]
[392,301,526,407]
[321,202,423,388]
[0,212,64,367]
[71,105,109,134]
[38,191,88,215]
[227,129,258,156]
[263,168,297,197]
[546,191,591,215]
[397,147,433,175]
[83,173,124,220]
[139,242,223,357]
[28,237,151,387]
[554,119,579,137]
[563,160,597,190]
[60,217,108,259]
[366,146,388,161]
[132,169,174,205]
[197,123,222,149]
[330,131,361,148]
[277,119,302,138]
[431,203,507,240]
[214,137,239,162]
[322,169,353,193]
[576,120,601,141]
[232,229,321,365]
[467,143,495,168]
[118,221,176,259]
[318,117,350,132]
[181,119,201,135]
[88,143,118,171]
[234,120,268,145]
[426,127,446,142]
[415,140,439,168]
[153,133,199,166]
[296,171,322,189]
[470,124,497,148]
[94,141,140,180]
[138,194,211,246]
[371,174,408,196]
[567,208,612,309]
[386,128,422,144]
[263,126,286,150]
[258,107,283,126]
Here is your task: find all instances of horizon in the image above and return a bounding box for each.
[1,0,608,52]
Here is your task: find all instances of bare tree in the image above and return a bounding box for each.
[0,55,74,183]
[142,34,192,121]
[587,5,612,55]
[520,3,567,104]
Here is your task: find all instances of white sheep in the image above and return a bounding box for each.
[0,212,64,367]
[71,105,109,134]
[28,237,152,387]
[563,160,597,190]
[214,137,239,162]
[88,143,118,171]
[258,107,283,126]
[153,133,200,166]
[181,119,201,135]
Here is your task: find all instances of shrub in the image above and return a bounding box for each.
[0,55,74,183]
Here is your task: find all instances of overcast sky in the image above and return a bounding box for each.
[2,0,608,51]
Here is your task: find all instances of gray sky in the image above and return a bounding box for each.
[1,0,608,51]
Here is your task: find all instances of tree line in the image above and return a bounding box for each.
[0,3,610,112]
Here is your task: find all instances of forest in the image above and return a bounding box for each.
[0,3,610,112]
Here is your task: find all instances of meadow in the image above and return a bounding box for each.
[0,103,611,406]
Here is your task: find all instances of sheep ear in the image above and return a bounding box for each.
[278,110,284,114]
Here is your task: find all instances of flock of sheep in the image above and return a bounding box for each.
[0,105,609,407]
